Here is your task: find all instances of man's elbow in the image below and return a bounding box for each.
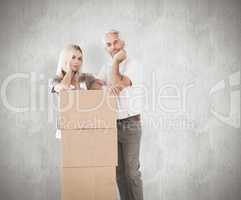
[119,76,132,88]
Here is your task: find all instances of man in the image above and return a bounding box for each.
[98,30,144,200]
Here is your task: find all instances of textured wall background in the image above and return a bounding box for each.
[0,0,240,200]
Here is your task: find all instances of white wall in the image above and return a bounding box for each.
[0,0,240,199]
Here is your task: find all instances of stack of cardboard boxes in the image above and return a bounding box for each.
[58,90,117,200]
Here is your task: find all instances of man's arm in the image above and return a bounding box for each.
[111,50,131,90]
[112,60,131,89]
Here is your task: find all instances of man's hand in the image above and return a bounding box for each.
[112,49,127,64]
[108,85,123,96]
[111,49,131,88]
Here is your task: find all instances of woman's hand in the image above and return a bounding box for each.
[60,62,75,87]
[72,71,81,89]
[62,60,72,74]
[54,83,69,93]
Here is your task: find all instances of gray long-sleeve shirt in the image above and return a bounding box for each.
[49,71,96,93]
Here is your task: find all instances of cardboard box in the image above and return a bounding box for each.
[61,167,116,200]
[58,90,118,200]
[58,90,117,129]
[60,129,117,167]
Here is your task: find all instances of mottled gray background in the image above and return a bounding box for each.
[0,0,240,200]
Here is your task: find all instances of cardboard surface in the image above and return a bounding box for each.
[58,90,118,200]
[60,129,117,167]
[61,167,116,200]
[58,90,117,129]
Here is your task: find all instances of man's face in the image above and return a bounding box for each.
[105,33,124,57]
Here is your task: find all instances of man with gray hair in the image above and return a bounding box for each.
[98,30,144,200]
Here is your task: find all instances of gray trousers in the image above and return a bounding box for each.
[116,115,143,200]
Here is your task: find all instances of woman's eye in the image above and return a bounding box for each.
[78,57,82,61]
[72,55,76,59]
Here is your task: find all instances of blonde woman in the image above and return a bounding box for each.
[50,44,103,138]
[50,44,102,93]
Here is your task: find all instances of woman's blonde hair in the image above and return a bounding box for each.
[56,44,83,77]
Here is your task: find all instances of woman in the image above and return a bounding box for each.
[50,44,101,93]
[50,44,103,138]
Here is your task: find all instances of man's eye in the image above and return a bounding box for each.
[106,43,111,47]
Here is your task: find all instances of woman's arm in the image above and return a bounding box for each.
[60,69,73,87]
[50,69,74,93]
[72,72,81,90]
[49,76,62,93]
[84,73,106,90]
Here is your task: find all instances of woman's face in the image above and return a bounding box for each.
[65,49,83,72]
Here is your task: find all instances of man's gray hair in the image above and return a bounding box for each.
[105,29,120,36]
[102,29,124,44]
